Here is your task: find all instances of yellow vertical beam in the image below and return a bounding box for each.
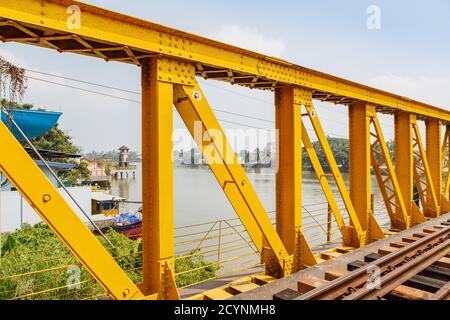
[394,113,425,225]
[141,58,178,299]
[426,119,442,210]
[348,102,371,234]
[0,121,143,300]
[275,87,316,270]
[394,113,413,219]
[174,80,304,277]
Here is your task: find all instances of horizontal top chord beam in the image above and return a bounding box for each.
[0,0,448,122]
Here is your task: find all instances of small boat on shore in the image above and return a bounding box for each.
[112,212,142,239]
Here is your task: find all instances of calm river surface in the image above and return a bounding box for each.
[111,163,389,228]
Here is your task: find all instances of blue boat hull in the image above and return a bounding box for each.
[1,109,62,140]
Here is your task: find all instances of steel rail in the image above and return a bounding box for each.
[344,234,450,300]
[296,224,450,300]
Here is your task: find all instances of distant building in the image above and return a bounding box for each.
[118,145,130,167]
[81,157,108,178]
[182,148,203,165]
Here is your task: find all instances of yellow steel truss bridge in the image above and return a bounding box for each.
[0,0,449,300]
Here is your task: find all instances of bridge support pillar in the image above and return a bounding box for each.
[395,113,413,218]
[349,102,377,243]
[141,58,178,299]
[275,87,315,271]
[395,114,427,224]
[426,119,442,214]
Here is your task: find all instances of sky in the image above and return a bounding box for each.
[1,0,449,154]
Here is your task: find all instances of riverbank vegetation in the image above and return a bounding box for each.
[0,223,217,300]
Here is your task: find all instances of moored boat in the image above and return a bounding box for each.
[112,212,142,239]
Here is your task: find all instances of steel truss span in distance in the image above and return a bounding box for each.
[0,0,449,300]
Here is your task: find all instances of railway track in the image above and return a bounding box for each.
[273,219,450,300]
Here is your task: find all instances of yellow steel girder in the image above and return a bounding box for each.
[442,126,450,197]
[173,79,307,277]
[141,58,179,300]
[0,120,143,300]
[394,113,427,226]
[1,0,449,300]
[348,103,373,234]
[275,87,317,270]
[301,124,346,235]
[368,111,413,229]
[426,119,442,207]
[412,120,440,217]
[303,101,384,246]
[0,0,449,122]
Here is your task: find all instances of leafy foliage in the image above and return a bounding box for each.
[175,251,218,288]
[0,224,217,299]
[302,137,350,172]
[0,57,27,103]
[85,150,140,162]
[302,137,394,173]
[27,126,90,186]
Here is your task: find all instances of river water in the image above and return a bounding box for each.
[111,163,390,274]
[111,163,389,228]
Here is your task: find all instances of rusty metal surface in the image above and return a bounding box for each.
[232,213,450,300]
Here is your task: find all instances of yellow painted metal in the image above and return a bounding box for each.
[275,87,316,270]
[394,113,426,226]
[426,119,442,209]
[442,126,450,198]
[412,120,440,217]
[173,79,293,277]
[301,124,346,236]
[0,1,449,122]
[1,0,448,300]
[141,58,179,300]
[369,112,411,229]
[0,121,143,300]
[348,103,373,233]
[304,102,384,246]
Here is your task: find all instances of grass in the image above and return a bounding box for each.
[0,223,217,300]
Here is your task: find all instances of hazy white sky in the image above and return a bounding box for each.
[1,0,449,153]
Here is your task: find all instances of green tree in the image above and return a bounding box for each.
[28,126,89,186]
[302,137,349,172]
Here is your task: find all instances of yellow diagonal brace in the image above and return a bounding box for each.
[426,119,442,208]
[0,121,143,300]
[304,104,384,246]
[370,114,411,229]
[173,81,294,277]
[441,127,450,197]
[301,124,346,233]
[412,122,439,217]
